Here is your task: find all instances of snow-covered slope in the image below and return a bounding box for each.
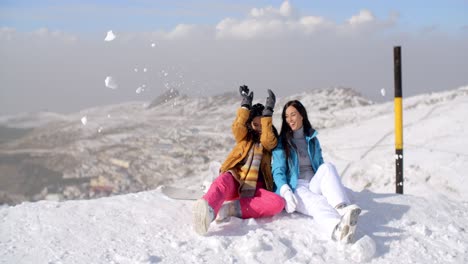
[1,86,468,263]
[1,187,467,263]
[319,86,468,201]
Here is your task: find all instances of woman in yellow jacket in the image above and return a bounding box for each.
[193,85,285,235]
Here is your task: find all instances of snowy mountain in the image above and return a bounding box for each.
[1,86,468,263]
[0,87,371,205]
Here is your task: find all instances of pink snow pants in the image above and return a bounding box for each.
[202,172,285,219]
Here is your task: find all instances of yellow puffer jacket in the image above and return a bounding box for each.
[220,107,278,191]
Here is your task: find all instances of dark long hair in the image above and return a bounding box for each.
[279,100,314,165]
[246,103,279,143]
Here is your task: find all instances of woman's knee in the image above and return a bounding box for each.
[318,162,336,173]
[316,162,341,180]
[254,189,284,214]
[268,193,286,214]
[213,172,236,186]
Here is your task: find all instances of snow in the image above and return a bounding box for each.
[104,76,118,89]
[1,86,468,263]
[380,88,386,97]
[104,30,116,42]
[80,116,87,126]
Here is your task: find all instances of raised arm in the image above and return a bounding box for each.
[260,117,277,150]
[231,85,253,142]
[231,107,250,142]
[260,89,277,150]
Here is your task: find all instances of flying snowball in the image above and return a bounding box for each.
[151,43,156,47]
[104,76,118,89]
[134,68,138,72]
[380,88,386,97]
[81,116,87,125]
[143,68,147,72]
[98,127,103,133]
[104,30,116,41]
[136,87,143,94]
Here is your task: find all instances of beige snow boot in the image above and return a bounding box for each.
[332,204,361,243]
[193,199,215,235]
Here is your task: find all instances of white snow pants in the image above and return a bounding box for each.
[295,162,351,238]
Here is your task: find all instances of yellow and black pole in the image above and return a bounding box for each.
[394,46,403,194]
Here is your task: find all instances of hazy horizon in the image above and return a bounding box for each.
[1,0,467,115]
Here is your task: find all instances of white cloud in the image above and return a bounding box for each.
[298,16,331,34]
[250,7,266,18]
[162,24,215,40]
[29,27,78,42]
[0,27,78,43]
[34,27,50,37]
[213,1,388,40]
[348,9,375,25]
[338,9,398,36]
[0,26,16,33]
[279,0,293,17]
[0,1,466,116]
[250,0,293,18]
[36,1,390,41]
[215,1,296,39]
[250,6,277,18]
[165,24,196,39]
[215,17,287,39]
[0,27,16,41]
[0,3,398,45]
[300,16,325,27]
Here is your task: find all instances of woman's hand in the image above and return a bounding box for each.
[263,89,276,116]
[239,85,253,109]
[280,185,298,213]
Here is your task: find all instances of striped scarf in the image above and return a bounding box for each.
[237,143,263,197]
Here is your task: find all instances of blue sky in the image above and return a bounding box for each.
[1,0,467,114]
[1,0,467,34]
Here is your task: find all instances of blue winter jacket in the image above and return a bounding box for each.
[272,129,324,194]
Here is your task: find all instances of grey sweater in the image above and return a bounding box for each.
[292,126,315,182]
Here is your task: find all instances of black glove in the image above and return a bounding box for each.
[263,89,276,116]
[239,85,253,109]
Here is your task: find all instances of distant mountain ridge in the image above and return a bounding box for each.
[0,86,466,205]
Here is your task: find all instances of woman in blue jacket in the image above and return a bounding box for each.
[272,100,361,244]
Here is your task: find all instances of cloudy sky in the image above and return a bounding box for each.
[1,0,467,115]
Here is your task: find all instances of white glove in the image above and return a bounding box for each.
[280,185,298,213]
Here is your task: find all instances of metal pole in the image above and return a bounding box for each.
[394,46,403,194]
